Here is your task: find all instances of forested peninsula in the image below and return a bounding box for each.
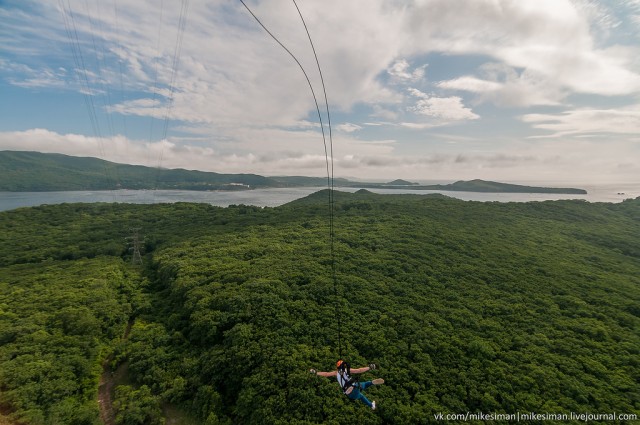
[352,179,588,194]
[0,190,638,424]
[0,151,586,194]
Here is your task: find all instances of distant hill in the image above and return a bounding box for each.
[386,179,418,186]
[0,151,587,194]
[422,179,587,194]
[268,175,351,187]
[346,178,587,194]
[0,151,278,191]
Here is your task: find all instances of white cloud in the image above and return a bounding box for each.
[502,46,640,96]
[332,137,640,184]
[370,105,399,121]
[407,88,479,122]
[107,98,163,117]
[399,122,439,130]
[387,59,427,83]
[522,106,640,137]
[437,64,567,106]
[2,124,638,184]
[0,60,68,89]
[336,123,363,133]
[8,0,640,125]
[3,0,640,183]
[405,0,640,96]
[438,77,502,94]
[0,127,396,177]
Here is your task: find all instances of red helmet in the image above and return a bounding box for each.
[336,359,344,369]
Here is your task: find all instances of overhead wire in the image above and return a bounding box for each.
[149,0,165,154]
[152,0,190,196]
[161,0,190,143]
[148,0,165,197]
[59,0,190,198]
[84,0,116,140]
[83,0,121,191]
[239,0,343,360]
[111,0,134,176]
[112,0,129,140]
[59,0,116,194]
[60,0,100,139]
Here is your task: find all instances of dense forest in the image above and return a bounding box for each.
[0,191,639,424]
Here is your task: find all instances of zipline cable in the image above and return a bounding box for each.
[291,0,342,360]
[239,0,343,360]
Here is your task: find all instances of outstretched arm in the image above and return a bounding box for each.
[350,366,371,374]
[310,364,376,376]
[310,369,337,377]
[351,364,377,374]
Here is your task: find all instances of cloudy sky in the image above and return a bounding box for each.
[1,0,640,183]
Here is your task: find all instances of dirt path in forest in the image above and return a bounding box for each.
[98,367,116,425]
[98,319,134,425]
[0,400,22,425]
[0,390,22,425]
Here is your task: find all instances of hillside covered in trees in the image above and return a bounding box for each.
[352,179,587,194]
[0,151,276,191]
[0,191,638,424]
[1,151,586,194]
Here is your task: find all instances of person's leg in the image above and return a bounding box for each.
[354,391,373,408]
[359,381,373,391]
[347,387,372,406]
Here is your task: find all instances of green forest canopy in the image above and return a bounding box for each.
[0,191,638,424]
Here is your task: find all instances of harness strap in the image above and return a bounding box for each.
[338,366,359,395]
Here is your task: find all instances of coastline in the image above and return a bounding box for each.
[1,183,638,212]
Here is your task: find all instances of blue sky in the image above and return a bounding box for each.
[1,0,640,183]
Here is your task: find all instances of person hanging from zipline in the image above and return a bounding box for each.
[310,360,384,410]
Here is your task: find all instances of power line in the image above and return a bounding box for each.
[152,0,190,196]
[112,0,129,141]
[126,227,144,265]
[59,0,116,192]
[148,0,165,150]
[60,0,101,138]
[83,0,122,191]
[161,0,190,144]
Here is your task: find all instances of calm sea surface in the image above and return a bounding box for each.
[1,183,638,212]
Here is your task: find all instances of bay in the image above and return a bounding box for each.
[0,183,638,212]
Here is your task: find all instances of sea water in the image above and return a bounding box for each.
[0,183,638,212]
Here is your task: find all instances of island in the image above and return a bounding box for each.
[346,179,587,194]
[419,179,587,194]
